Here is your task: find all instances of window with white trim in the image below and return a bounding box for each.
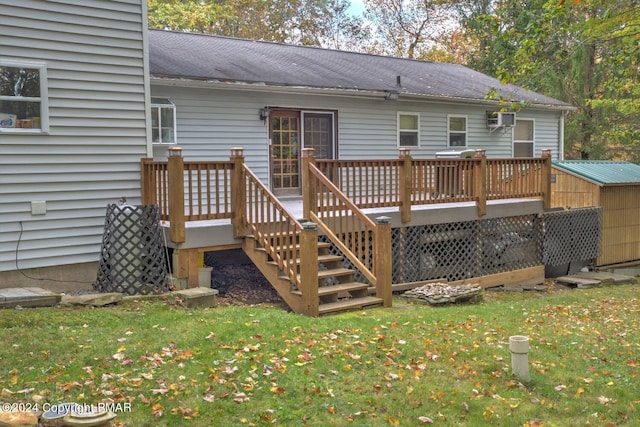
[0,60,48,133]
[151,98,177,144]
[514,119,534,157]
[448,115,467,147]
[398,112,419,147]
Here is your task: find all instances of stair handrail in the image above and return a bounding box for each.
[241,164,304,289]
[303,149,386,290]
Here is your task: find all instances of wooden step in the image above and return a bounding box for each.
[267,254,343,268]
[278,267,356,283]
[318,267,354,279]
[318,296,384,315]
[254,241,331,252]
[291,282,369,297]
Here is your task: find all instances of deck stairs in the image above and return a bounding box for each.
[242,231,384,315]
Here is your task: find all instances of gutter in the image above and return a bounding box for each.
[150,76,575,112]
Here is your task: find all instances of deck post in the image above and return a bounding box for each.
[474,149,487,217]
[231,147,246,238]
[168,147,185,243]
[301,148,317,221]
[375,216,393,307]
[140,158,156,206]
[399,148,412,223]
[300,222,319,316]
[541,149,552,210]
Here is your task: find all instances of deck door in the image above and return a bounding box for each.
[270,110,335,196]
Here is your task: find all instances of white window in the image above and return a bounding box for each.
[151,98,177,144]
[398,112,419,147]
[448,115,467,147]
[0,60,48,133]
[514,119,534,157]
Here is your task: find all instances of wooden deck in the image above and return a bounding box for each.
[141,147,552,316]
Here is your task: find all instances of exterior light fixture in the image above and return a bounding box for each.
[259,107,271,122]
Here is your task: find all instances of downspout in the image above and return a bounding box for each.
[559,111,566,160]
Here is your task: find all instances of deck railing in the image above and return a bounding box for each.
[141,147,552,239]
[303,149,393,307]
[141,155,234,222]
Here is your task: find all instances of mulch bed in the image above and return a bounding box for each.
[204,249,284,307]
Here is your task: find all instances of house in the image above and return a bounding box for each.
[0,0,150,289]
[148,29,573,189]
[551,161,640,266]
[1,1,574,305]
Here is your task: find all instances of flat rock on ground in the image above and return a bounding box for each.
[60,292,123,307]
[0,411,39,427]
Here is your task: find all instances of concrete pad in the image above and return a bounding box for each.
[0,287,61,308]
[174,287,219,308]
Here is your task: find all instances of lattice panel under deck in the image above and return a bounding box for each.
[322,214,541,285]
[541,207,601,267]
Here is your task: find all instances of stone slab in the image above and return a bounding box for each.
[0,287,61,308]
[174,287,219,308]
[556,276,601,288]
[575,271,636,283]
[60,293,123,307]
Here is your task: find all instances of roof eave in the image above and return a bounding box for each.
[150,75,574,111]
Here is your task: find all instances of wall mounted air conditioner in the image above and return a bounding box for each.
[487,111,516,129]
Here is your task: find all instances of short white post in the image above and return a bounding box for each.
[509,335,530,381]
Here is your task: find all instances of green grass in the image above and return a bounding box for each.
[1,283,639,426]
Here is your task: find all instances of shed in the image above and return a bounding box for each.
[551,161,640,266]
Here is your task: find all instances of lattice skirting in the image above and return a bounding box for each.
[321,207,601,285]
[541,207,601,267]
[95,204,169,295]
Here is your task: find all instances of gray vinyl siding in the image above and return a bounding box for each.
[0,0,148,272]
[152,84,563,187]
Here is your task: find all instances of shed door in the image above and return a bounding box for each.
[270,110,335,196]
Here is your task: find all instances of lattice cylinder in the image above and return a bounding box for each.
[94,203,169,295]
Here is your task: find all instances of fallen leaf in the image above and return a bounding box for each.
[234,392,249,403]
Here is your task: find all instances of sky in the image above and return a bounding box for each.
[347,0,366,17]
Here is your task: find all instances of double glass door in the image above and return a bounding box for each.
[270,110,335,196]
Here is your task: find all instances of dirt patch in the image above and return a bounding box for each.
[204,249,284,307]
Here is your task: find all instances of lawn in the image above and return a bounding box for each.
[0,281,639,426]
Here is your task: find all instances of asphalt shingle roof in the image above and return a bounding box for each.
[149,29,572,109]
[552,160,640,185]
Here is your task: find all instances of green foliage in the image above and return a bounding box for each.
[1,284,639,426]
[459,0,640,162]
[147,0,368,48]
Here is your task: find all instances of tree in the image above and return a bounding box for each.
[362,0,459,59]
[147,0,233,33]
[458,0,640,161]
[148,0,368,49]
